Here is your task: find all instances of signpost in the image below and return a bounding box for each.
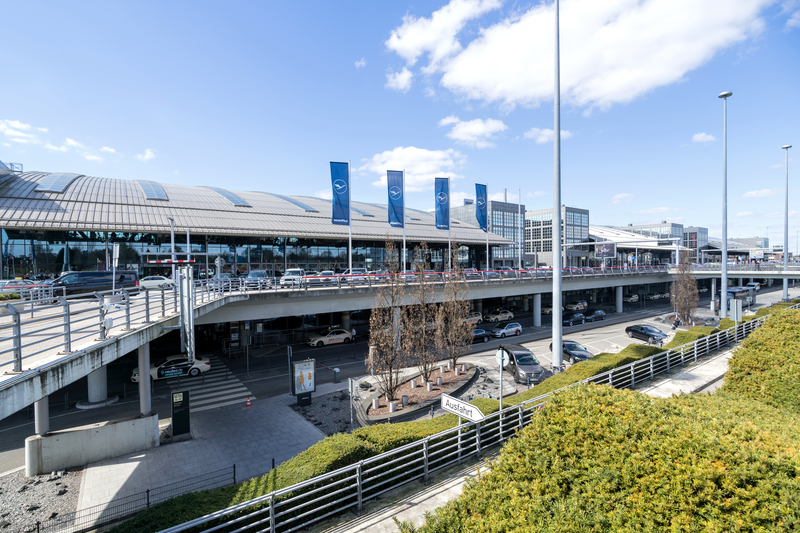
[440,393,484,423]
[495,348,509,412]
[172,391,191,442]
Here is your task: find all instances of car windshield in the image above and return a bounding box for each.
[514,352,539,365]
[565,342,587,351]
[284,270,303,276]
[248,271,266,278]
[154,359,168,368]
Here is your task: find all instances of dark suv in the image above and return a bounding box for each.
[499,344,545,384]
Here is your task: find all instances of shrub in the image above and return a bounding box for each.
[402,385,800,532]
[665,326,719,349]
[718,299,800,329]
[0,292,20,300]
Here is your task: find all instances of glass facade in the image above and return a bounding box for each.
[451,199,525,268]
[524,207,590,267]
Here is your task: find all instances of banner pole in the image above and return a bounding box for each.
[348,160,353,274]
[448,176,451,271]
[403,169,406,271]
[486,184,490,271]
[518,188,522,269]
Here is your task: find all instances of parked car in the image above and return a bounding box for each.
[306,328,353,347]
[485,309,514,322]
[131,354,210,382]
[562,313,586,326]
[746,282,760,292]
[645,293,660,300]
[565,300,588,311]
[0,279,39,294]
[465,311,483,325]
[549,340,593,364]
[491,322,522,338]
[625,324,668,344]
[471,329,491,343]
[584,309,606,322]
[462,267,482,280]
[244,270,271,288]
[338,268,368,285]
[541,304,557,315]
[500,343,545,384]
[422,269,442,282]
[622,294,639,303]
[141,275,172,291]
[661,291,670,299]
[49,270,140,296]
[698,287,708,293]
[280,268,306,288]
[305,270,335,286]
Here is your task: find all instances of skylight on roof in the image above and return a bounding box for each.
[265,193,319,213]
[364,203,420,220]
[313,198,375,217]
[204,187,251,207]
[36,173,83,193]
[136,180,168,201]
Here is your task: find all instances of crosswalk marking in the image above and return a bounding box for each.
[163,354,255,413]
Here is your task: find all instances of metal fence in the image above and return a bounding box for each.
[157,302,799,533]
[24,465,236,533]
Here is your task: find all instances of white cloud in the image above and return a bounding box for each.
[359,146,467,192]
[385,67,413,92]
[389,0,770,110]
[136,148,156,161]
[315,188,333,200]
[438,116,507,148]
[100,146,117,154]
[65,138,84,149]
[633,206,681,214]
[489,191,522,203]
[385,0,501,73]
[82,153,103,162]
[1,142,10,147]
[770,163,783,169]
[783,0,800,28]
[44,142,69,152]
[736,211,755,217]
[523,127,572,144]
[743,188,781,198]
[691,132,715,143]
[37,127,49,133]
[611,193,634,204]
[449,190,473,207]
[527,191,546,198]
[355,58,366,69]
[0,119,41,144]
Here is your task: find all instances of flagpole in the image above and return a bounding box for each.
[448,176,451,271]
[403,169,406,272]
[348,160,352,274]
[518,188,522,269]
[486,184,490,271]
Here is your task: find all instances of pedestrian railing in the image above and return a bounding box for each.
[26,465,236,533]
[157,302,799,533]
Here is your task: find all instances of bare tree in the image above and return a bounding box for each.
[436,247,473,369]
[405,242,440,384]
[671,251,699,323]
[368,240,410,401]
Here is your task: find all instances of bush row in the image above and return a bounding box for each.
[718,298,800,329]
[0,292,20,301]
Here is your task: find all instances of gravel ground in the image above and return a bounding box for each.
[0,467,83,532]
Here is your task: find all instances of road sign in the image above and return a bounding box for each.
[441,394,484,423]
[215,256,225,271]
[495,348,509,367]
[731,299,743,322]
[112,242,119,268]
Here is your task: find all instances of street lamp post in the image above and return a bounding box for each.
[719,91,732,319]
[551,0,563,370]
[167,216,176,281]
[783,144,792,300]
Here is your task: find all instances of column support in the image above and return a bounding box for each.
[533,294,541,327]
[616,287,623,314]
[34,397,49,436]
[139,344,152,416]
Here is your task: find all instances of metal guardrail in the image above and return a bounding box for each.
[22,465,236,533]
[687,263,800,272]
[156,301,799,533]
[0,266,671,375]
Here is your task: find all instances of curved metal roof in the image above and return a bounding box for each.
[0,171,511,246]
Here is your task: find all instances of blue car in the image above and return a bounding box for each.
[584,309,606,322]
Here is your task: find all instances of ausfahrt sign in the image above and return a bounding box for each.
[441,394,485,423]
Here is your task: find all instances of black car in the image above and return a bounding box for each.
[471,329,491,343]
[549,340,593,364]
[584,309,606,322]
[562,313,586,326]
[625,324,668,344]
[499,344,545,384]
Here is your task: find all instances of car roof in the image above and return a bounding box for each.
[499,343,533,356]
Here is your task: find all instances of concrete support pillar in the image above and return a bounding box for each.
[34,397,49,436]
[476,300,483,314]
[87,366,108,403]
[533,294,541,327]
[768,278,773,287]
[341,311,351,331]
[138,344,152,416]
[711,278,717,312]
[523,296,530,312]
[616,286,623,314]
[738,278,744,286]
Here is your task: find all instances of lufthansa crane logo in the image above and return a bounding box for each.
[389,186,402,201]
[437,191,448,204]
[477,197,486,207]
[333,179,348,195]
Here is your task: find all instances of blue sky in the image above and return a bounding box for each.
[1,1,798,248]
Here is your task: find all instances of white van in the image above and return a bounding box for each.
[746,282,760,292]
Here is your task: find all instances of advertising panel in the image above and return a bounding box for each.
[435,177,450,230]
[475,183,488,231]
[387,170,404,228]
[292,359,316,395]
[595,242,617,259]
[330,162,350,226]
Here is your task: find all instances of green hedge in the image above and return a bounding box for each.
[719,298,800,329]
[0,292,20,300]
[399,385,800,532]
[724,309,800,414]
[665,325,718,349]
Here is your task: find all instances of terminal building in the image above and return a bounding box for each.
[0,167,513,278]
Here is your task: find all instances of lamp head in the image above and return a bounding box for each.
[718,91,733,99]
[782,145,792,150]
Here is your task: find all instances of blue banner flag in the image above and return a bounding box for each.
[435,177,450,230]
[330,162,350,226]
[387,170,404,228]
[475,183,488,231]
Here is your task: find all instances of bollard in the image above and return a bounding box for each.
[402,395,409,406]
[427,381,433,392]
[389,401,397,413]
[333,368,340,383]
[440,365,446,374]
[461,363,467,373]
[410,379,416,388]
[436,376,443,386]
[455,367,460,376]
[447,361,451,370]
[372,398,379,410]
